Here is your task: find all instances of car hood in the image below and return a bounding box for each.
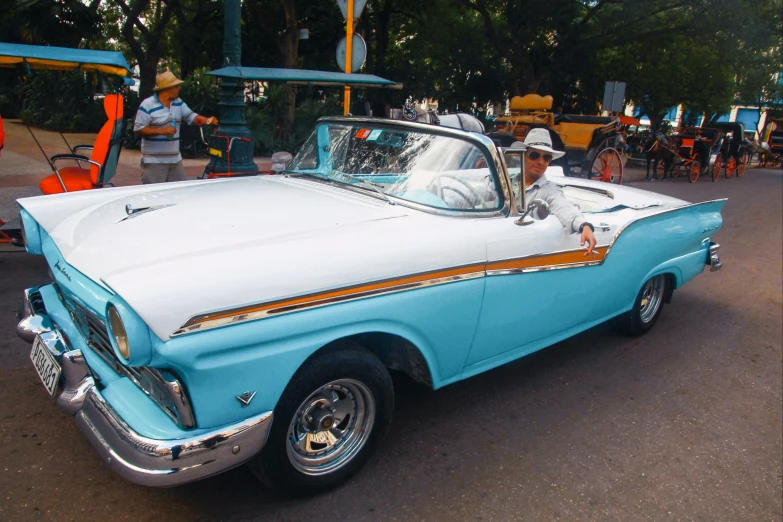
[18,176,489,339]
[20,176,410,267]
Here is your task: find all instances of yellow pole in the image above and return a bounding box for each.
[343,0,353,115]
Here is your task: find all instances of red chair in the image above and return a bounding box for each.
[39,94,125,194]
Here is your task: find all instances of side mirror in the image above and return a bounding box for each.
[515,198,549,226]
[501,146,526,214]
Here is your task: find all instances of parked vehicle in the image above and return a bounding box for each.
[759,119,783,169]
[16,117,724,495]
[710,122,748,178]
[492,94,623,184]
[662,126,726,182]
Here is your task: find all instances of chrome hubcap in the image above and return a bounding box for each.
[639,275,665,323]
[286,379,375,476]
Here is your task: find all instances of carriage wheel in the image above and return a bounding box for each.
[689,155,701,183]
[725,156,736,178]
[655,161,667,180]
[711,154,722,182]
[589,147,623,184]
[737,152,747,177]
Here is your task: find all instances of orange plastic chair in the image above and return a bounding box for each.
[39,94,125,194]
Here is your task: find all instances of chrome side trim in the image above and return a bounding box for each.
[75,388,273,487]
[173,269,486,336]
[486,259,607,276]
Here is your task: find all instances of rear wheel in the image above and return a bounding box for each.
[616,274,668,336]
[251,343,394,496]
[689,155,701,183]
[711,154,722,182]
[725,156,736,178]
[590,147,623,184]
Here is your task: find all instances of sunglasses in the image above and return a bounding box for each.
[528,151,554,162]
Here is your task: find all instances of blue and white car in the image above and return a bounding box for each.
[16,117,724,495]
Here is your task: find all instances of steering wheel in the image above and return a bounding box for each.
[431,174,483,209]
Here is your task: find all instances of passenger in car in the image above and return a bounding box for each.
[517,128,597,255]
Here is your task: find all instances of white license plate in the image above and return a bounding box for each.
[30,335,61,397]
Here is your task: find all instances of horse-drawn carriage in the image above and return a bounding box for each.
[710,122,748,178]
[491,94,623,184]
[758,119,783,168]
[649,126,728,183]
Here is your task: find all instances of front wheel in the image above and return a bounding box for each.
[251,343,394,496]
[689,155,701,183]
[615,274,668,336]
[711,154,722,182]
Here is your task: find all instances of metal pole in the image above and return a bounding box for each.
[343,0,353,116]
[204,0,258,177]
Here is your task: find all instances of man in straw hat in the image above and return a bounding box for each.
[134,70,219,184]
[513,128,596,254]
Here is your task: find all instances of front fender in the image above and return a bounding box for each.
[157,276,485,429]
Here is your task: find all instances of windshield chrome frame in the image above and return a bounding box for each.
[298,116,516,218]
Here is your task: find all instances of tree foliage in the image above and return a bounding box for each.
[0,0,780,137]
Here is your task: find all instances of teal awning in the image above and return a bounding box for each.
[207,66,402,89]
[0,43,133,77]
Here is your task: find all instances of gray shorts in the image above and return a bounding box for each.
[142,161,187,184]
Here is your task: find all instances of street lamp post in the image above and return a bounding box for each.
[204,0,258,176]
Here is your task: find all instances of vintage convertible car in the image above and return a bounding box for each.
[15,117,724,495]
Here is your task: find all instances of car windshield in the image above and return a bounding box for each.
[287,121,502,211]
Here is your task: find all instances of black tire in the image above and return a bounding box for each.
[250,342,394,496]
[615,274,668,336]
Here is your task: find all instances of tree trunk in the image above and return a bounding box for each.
[115,0,177,100]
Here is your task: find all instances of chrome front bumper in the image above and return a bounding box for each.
[17,286,274,488]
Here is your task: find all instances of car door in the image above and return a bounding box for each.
[462,205,620,373]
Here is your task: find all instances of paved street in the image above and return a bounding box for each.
[0,169,781,521]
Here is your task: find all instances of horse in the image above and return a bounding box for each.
[644,132,676,180]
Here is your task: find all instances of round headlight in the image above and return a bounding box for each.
[107,305,130,359]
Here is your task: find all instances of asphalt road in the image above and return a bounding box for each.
[1,170,781,521]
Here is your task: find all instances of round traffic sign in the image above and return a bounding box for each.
[336,34,367,73]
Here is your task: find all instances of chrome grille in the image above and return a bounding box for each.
[56,286,123,373]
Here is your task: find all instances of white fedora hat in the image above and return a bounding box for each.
[521,128,565,160]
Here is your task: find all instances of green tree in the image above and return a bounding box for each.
[112,0,179,99]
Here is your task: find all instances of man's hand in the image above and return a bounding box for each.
[195,115,219,126]
[581,226,597,256]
